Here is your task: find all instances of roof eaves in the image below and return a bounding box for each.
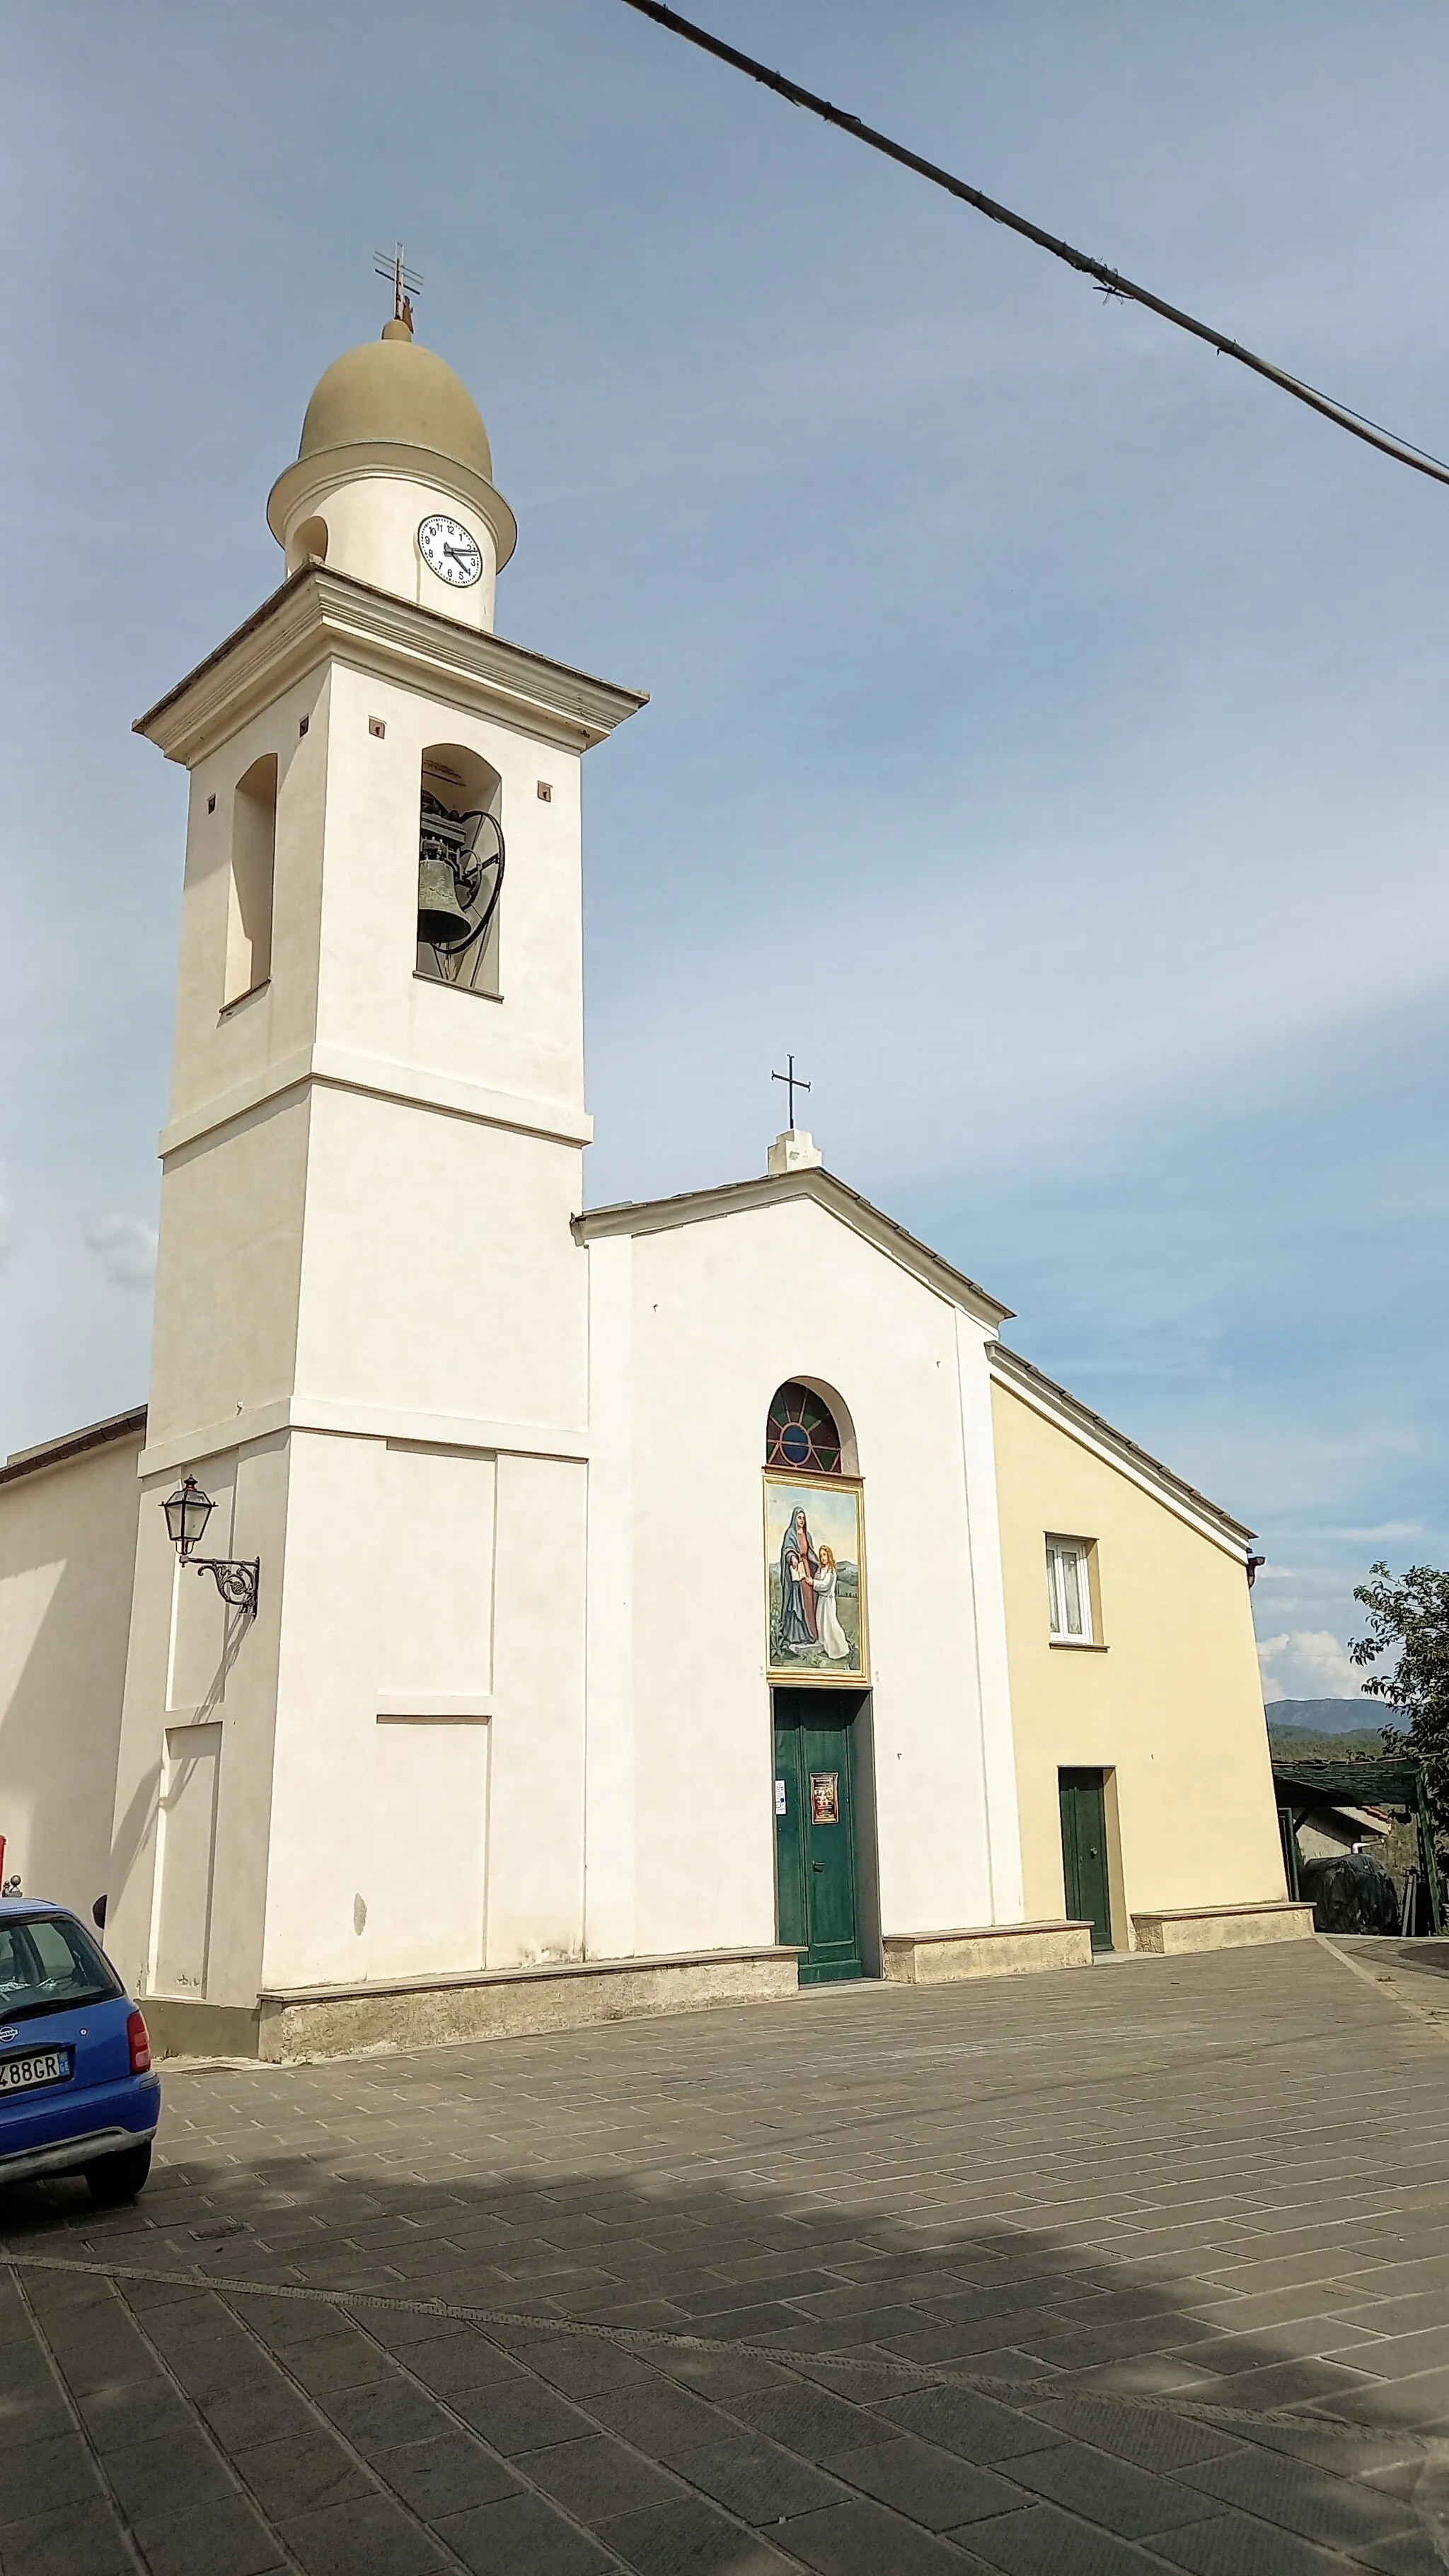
[134,566,649,753]
[133,565,314,737]
[0,1405,149,1490]
[988,1343,1254,1551]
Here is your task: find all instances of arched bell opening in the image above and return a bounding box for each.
[415,741,503,997]
[285,514,329,574]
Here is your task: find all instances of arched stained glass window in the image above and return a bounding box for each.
[766,1382,843,1474]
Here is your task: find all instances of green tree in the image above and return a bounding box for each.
[1349,1561,1449,1827]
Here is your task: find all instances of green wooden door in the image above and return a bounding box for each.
[1058,1767,1113,1951]
[1276,1803,1301,1901]
[773,1692,864,1985]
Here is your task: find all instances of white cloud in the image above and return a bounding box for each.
[1331,1523,1425,1545]
[1257,1629,1365,1699]
[81,1213,157,1290]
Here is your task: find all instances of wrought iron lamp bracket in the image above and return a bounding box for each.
[187,1556,260,1617]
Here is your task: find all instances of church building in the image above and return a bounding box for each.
[0,306,1308,2060]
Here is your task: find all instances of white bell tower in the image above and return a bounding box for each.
[107,310,645,2040]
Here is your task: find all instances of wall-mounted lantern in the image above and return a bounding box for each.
[161,1477,260,1617]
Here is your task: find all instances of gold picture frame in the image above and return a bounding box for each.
[763,1468,869,1687]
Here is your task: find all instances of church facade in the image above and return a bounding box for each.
[0,315,1306,2058]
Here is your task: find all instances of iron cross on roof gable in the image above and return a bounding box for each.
[772,1053,810,1131]
[374,242,424,331]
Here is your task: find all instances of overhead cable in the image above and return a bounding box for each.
[618,0,1449,493]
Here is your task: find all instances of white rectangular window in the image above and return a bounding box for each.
[1046,1536,1095,1643]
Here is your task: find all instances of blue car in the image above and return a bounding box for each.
[0,1900,160,2205]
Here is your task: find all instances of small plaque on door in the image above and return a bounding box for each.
[775,1777,787,1816]
[809,1772,839,1825]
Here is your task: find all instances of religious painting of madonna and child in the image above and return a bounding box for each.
[763,1472,868,1683]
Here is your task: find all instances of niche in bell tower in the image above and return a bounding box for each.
[415,745,504,998]
[224,753,277,1006]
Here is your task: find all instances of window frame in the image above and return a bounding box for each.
[1045,1534,1099,1648]
[766,1382,843,1476]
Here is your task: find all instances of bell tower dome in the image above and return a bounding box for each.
[266,315,516,632]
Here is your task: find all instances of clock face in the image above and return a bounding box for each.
[417,514,483,587]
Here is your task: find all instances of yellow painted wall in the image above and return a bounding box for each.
[992,1379,1286,1942]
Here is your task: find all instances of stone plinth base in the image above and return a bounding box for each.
[882,1919,1094,1984]
[1131,1901,1315,1955]
[146,1946,802,2064]
[143,1999,261,2062]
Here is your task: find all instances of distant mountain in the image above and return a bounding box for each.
[1265,1698,1400,1764]
[1269,1724,1386,1760]
[1264,1699,1398,1735]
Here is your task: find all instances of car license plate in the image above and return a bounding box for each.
[0,2049,70,2093]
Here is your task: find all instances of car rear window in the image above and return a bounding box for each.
[0,1913,121,2023]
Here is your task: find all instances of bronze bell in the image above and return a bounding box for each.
[417,854,473,949]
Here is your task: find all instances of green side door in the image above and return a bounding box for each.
[773,1692,864,1985]
[1058,1767,1113,1951]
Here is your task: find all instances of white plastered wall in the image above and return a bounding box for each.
[0,1436,142,1918]
[259,1430,492,1992]
[257,1433,587,1991]
[583,1235,636,1958]
[486,1452,589,1970]
[107,1435,289,2008]
[292,1088,588,1433]
[146,1095,313,1459]
[167,676,329,1131]
[589,1195,1020,1961]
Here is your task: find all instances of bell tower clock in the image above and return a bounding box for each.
[105,299,645,2028]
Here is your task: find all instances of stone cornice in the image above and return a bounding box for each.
[158,1043,593,1160]
[133,566,649,768]
[988,1341,1255,1556]
[574,1169,1013,1331]
[137,1398,589,1480]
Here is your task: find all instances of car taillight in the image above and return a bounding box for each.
[126,2011,151,2074]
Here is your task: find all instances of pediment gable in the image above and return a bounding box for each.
[573,1167,1012,1332]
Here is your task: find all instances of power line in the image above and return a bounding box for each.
[618,0,1449,493]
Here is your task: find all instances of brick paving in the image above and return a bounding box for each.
[4,1939,1449,2572]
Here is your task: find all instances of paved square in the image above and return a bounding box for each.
[4,1939,1449,2573]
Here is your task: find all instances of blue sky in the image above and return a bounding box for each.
[4,0,1449,1698]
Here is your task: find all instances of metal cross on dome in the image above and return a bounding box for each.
[772,1053,811,1130]
[374,242,424,330]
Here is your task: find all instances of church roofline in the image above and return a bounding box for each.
[573,1168,1015,1331]
[134,565,648,767]
[0,1404,148,1492]
[988,1341,1256,1554]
